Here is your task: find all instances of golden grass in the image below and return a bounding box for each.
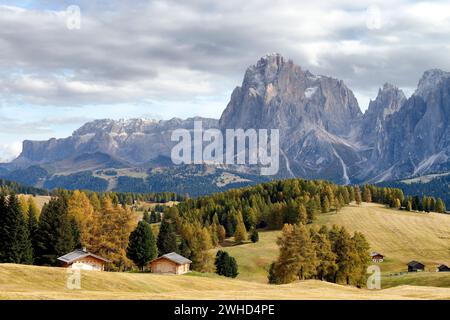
[317,203,450,272]
[219,203,450,287]
[1,263,450,300]
[18,194,51,211]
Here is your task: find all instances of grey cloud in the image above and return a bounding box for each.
[0,0,450,110]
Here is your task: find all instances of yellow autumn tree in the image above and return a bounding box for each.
[27,196,40,218]
[90,197,135,270]
[18,195,29,216]
[67,190,95,248]
[234,211,248,244]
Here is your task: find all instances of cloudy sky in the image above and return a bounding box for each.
[1,0,450,161]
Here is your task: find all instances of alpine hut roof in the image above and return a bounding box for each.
[57,248,111,264]
[152,252,192,265]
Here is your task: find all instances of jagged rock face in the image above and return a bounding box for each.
[219,53,363,183]
[5,55,450,190]
[220,54,362,135]
[15,117,219,167]
[367,70,450,182]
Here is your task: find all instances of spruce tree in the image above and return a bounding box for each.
[0,193,33,264]
[28,201,39,262]
[157,217,178,255]
[127,221,157,270]
[215,250,238,278]
[35,197,77,265]
[250,227,259,243]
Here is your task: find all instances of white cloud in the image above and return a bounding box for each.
[0,141,22,162]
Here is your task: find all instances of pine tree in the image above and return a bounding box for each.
[150,211,158,223]
[157,216,178,255]
[215,250,238,278]
[127,221,157,270]
[0,193,33,264]
[143,211,150,224]
[27,199,39,262]
[250,227,259,243]
[35,197,78,265]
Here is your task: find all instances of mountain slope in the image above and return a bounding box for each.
[220,53,363,183]
[2,54,450,193]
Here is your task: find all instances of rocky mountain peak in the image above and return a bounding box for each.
[416,69,450,97]
[366,83,406,117]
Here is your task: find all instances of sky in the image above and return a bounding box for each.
[1,0,450,161]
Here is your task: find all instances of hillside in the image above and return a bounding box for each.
[317,203,450,271]
[220,203,450,285]
[2,263,450,300]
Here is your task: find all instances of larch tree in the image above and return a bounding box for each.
[354,186,362,205]
[234,211,248,244]
[362,185,372,203]
[67,190,95,249]
[27,197,40,262]
[436,198,446,213]
[310,227,337,281]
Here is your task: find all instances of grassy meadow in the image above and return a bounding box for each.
[2,263,450,300]
[218,203,450,287]
[2,202,450,299]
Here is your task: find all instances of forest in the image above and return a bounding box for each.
[0,178,446,286]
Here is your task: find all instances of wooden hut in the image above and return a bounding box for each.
[149,252,192,275]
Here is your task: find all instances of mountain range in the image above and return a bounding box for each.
[1,53,450,195]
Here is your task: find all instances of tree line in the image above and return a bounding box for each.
[268,223,370,286]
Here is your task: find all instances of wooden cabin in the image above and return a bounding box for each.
[407,261,425,272]
[370,252,384,263]
[437,264,450,272]
[149,252,192,275]
[57,248,110,271]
